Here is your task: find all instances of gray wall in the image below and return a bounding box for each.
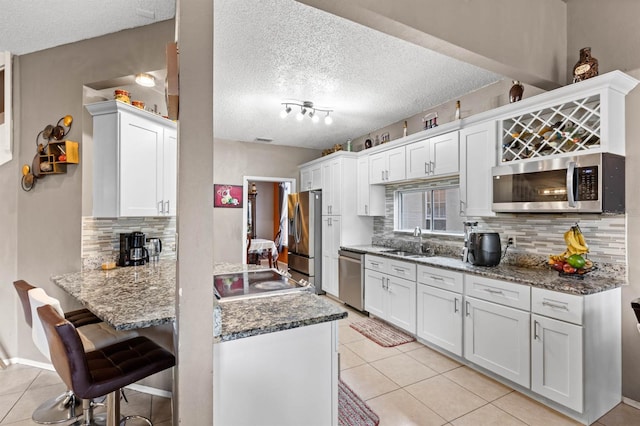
[11,21,174,363]
[564,0,640,402]
[213,138,319,263]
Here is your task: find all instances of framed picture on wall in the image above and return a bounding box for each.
[214,184,243,208]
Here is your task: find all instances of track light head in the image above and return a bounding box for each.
[324,112,333,125]
[296,107,305,121]
[280,104,292,119]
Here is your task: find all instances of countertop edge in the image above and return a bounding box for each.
[341,245,623,295]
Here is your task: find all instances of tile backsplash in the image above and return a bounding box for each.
[372,179,626,274]
[82,216,176,269]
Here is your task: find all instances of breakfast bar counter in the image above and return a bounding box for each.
[51,261,176,330]
[51,261,347,340]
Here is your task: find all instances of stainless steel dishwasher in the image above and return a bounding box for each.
[338,249,366,312]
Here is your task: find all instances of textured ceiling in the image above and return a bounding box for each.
[2,0,504,151]
[213,0,503,150]
[0,0,175,55]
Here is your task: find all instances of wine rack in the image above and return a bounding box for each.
[500,94,601,162]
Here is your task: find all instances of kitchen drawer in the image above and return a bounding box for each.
[417,265,463,293]
[387,259,416,281]
[364,255,388,273]
[532,287,583,325]
[464,275,530,311]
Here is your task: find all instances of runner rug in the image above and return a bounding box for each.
[350,318,416,347]
[338,379,380,426]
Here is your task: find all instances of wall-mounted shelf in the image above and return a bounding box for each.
[37,140,79,175]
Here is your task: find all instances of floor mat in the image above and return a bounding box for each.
[350,317,416,347]
[339,379,380,426]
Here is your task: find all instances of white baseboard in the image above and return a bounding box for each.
[622,397,640,410]
[7,358,172,398]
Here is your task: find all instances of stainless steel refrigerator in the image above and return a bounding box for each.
[288,190,323,294]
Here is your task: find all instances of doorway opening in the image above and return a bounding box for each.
[242,176,296,268]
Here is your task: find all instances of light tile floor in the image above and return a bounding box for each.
[0,364,171,426]
[330,297,640,426]
[2,300,640,426]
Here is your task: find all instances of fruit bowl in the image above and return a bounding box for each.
[548,253,594,279]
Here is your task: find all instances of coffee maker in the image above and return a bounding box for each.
[119,232,148,267]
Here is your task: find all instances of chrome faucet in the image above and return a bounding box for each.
[413,226,423,254]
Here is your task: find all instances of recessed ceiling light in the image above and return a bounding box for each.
[135,73,156,87]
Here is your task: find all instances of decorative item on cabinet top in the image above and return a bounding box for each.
[21,114,78,192]
[573,47,599,83]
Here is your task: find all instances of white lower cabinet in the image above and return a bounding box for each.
[363,255,416,333]
[417,284,462,356]
[531,313,583,412]
[464,296,530,388]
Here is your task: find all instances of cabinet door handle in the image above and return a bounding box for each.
[158,201,164,214]
[165,200,170,214]
[386,278,390,291]
[542,301,569,311]
[454,297,459,313]
[430,161,435,174]
[381,170,385,181]
[465,301,471,317]
[381,276,386,290]
[424,162,428,175]
[386,170,389,180]
[534,320,540,340]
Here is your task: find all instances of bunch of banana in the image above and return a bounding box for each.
[564,225,589,256]
[548,225,593,272]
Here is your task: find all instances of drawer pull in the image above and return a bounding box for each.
[542,301,569,311]
[393,267,407,273]
[431,276,444,281]
[483,288,505,295]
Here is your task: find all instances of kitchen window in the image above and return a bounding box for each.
[396,186,463,234]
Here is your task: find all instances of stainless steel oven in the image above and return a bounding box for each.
[492,152,625,213]
[338,249,366,312]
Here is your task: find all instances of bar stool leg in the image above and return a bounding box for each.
[32,390,82,424]
[106,390,120,426]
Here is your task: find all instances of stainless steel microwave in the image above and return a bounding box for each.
[492,153,625,213]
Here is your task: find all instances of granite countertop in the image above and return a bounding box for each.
[51,261,176,330]
[52,261,347,340]
[213,262,347,342]
[341,245,624,295]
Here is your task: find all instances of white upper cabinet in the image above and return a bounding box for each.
[370,145,406,184]
[86,100,177,217]
[322,157,348,216]
[356,155,385,216]
[406,131,459,179]
[459,121,497,217]
[300,163,322,191]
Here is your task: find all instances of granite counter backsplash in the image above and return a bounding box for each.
[342,245,624,295]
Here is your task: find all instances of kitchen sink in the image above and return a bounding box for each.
[384,250,431,258]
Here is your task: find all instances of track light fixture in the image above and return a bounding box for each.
[280,100,333,125]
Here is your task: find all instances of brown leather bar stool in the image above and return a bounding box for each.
[14,280,138,424]
[37,304,176,426]
[14,280,102,424]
